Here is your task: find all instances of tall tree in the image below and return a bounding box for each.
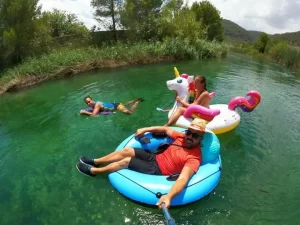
[191,1,223,42]
[254,33,270,53]
[0,0,41,63]
[30,16,53,55]
[41,9,88,38]
[120,0,162,41]
[157,0,206,42]
[91,0,121,42]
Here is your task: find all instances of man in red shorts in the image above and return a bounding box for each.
[76,118,207,208]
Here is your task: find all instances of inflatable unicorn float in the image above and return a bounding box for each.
[166,67,261,134]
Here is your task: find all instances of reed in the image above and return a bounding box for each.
[230,41,300,71]
[0,38,227,94]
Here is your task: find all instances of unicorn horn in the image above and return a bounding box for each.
[174,67,180,78]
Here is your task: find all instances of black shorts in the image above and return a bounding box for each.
[128,148,162,175]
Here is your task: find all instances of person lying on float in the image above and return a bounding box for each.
[76,118,207,208]
[80,96,144,116]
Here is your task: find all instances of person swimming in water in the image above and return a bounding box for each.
[80,96,144,116]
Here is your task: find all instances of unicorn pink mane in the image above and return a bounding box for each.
[228,90,261,112]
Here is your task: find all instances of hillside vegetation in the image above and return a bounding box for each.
[223,19,300,46]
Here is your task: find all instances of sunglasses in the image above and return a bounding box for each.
[185,130,203,139]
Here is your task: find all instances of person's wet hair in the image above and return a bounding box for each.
[84,96,92,102]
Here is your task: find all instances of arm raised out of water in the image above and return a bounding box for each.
[156,166,195,208]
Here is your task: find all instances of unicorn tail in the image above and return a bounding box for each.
[228,90,261,112]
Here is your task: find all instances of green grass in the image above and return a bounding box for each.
[230,42,300,71]
[0,38,227,94]
[267,43,300,69]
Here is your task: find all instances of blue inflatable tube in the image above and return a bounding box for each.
[108,127,222,206]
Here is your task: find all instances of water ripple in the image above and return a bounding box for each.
[0,55,300,225]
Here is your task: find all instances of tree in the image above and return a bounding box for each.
[119,0,163,41]
[254,33,270,53]
[30,16,53,55]
[157,0,206,42]
[191,1,223,42]
[91,0,121,42]
[0,0,41,63]
[157,0,184,39]
[41,9,88,38]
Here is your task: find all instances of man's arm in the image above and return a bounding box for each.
[135,126,174,138]
[80,103,102,116]
[156,166,195,208]
[80,110,93,116]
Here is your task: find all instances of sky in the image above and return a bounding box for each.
[39,0,300,34]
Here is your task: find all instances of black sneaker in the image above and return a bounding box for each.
[79,156,97,167]
[76,162,96,177]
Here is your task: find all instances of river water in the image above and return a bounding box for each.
[0,53,299,225]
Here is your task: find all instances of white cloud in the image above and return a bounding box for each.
[39,0,96,29]
[40,0,300,34]
[187,0,300,34]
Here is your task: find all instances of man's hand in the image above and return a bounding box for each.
[156,194,171,209]
[135,128,146,138]
[80,110,87,115]
[135,127,172,138]
[157,167,195,209]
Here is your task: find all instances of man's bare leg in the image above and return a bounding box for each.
[128,101,141,114]
[119,101,141,115]
[76,156,132,176]
[123,98,144,106]
[90,157,131,174]
[124,99,138,106]
[93,147,135,165]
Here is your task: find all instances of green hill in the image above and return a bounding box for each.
[222,19,300,46]
[222,19,254,43]
[247,30,263,41]
[272,31,300,46]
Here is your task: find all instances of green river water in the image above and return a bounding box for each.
[0,53,299,225]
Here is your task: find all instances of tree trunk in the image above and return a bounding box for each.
[111,0,117,42]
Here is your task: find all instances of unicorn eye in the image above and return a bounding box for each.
[177,79,182,83]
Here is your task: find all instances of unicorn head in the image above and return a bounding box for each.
[181,74,194,84]
[167,76,190,118]
[166,77,189,102]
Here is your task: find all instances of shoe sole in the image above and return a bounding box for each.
[76,164,95,177]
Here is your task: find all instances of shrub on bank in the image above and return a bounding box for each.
[0,38,227,94]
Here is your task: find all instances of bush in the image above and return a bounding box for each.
[0,37,228,94]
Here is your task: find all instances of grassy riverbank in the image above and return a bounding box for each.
[0,38,227,95]
[230,41,300,71]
